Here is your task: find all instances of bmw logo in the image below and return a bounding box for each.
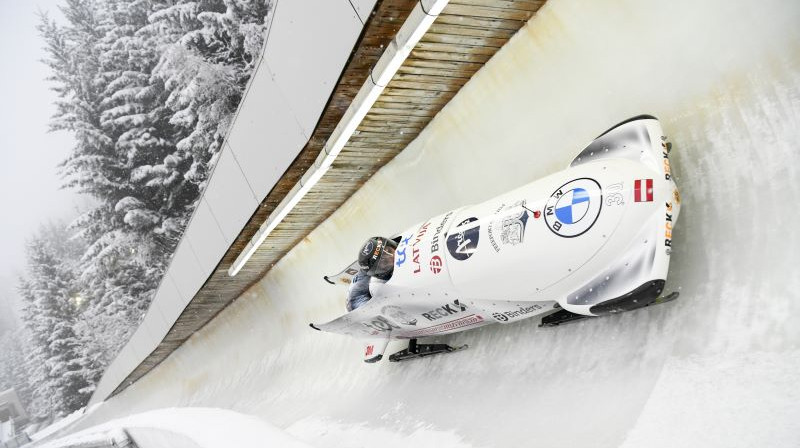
[545,178,602,238]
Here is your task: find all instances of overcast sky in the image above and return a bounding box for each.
[0,1,86,317]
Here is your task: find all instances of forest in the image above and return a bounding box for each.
[0,0,270,419]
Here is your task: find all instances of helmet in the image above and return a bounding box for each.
[358,236,397,279]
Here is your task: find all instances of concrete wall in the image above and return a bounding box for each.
[88,0,376,406]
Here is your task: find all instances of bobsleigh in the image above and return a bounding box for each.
[310,116,681,363]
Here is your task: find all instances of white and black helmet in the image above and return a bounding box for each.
[357,236,397,279]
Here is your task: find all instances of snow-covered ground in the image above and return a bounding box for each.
[36,408,311,448]
[52,0,800,447]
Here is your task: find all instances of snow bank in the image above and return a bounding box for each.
[38,407,311,448]
[31,408,87,442]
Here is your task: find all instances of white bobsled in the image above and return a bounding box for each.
[311,116,681,363]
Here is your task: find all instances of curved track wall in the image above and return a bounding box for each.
[71,0,800,446]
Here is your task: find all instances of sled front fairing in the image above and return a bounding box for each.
[314,117,679,341]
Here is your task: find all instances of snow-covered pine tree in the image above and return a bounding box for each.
[17,223,102,417]
[32,0,272,410]
[148,0,271,192]
[0,330,36,415]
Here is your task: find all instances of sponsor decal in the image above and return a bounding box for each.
[662,144,672,180]
[362,316,400,333]
[411,222,430,274]
[446,217,480,260]
[665,201,673,254]
[605,182,624,206]
[395,235,411,267]
[365,345,374,356]
[487,201,529,252]
[361,240,374,257]
[545,178,602,238]
[422,299,468,321]
[491,304,546,322]
[404,314,484,337]
[634,179,654,202]
[492,312,508,322]
[500,211,528,245]
[429,255,443,274]
[430,211,453,253]
[381,305,417,326]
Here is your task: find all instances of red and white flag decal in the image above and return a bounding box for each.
[634,179,654,202]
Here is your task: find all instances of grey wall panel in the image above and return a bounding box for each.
[202,147,258,242]
[140,307,168,346]
[184,198,228,278]
[145,297,170,334]
[115,332,146,382]
[154,274,185,327]
[168,240,204,305]
[348,0,378,23]
[95,363,120,403]
[264,0,363,137]
[227,67,308,201]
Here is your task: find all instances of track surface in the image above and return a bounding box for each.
[69,0,800,446]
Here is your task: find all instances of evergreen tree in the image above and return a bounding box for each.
[18,223,101,417]
[20,0,273,415]
[0,330,35,414]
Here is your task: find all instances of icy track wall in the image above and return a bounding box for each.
[71,0,800,447]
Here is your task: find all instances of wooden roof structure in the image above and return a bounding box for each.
[113,0,545,396]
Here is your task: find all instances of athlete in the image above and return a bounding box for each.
[346,237,397,311]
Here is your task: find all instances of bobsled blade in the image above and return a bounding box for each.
[652,291,680,306]
[388,340,468,362]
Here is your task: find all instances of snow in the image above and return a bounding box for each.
[621,350,800,448]
[38,408,311,448]
[51,0,800,447]
[30,408,86,442]
[286,416,471,448]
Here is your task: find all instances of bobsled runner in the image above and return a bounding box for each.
[310,116,681,363]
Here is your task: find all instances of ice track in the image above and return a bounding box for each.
[64,0,800,446]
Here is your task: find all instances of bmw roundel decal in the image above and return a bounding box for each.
[545,178,602,237]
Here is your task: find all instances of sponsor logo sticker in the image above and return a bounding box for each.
[429,255,443,274]
[362,316,400,333]
[487,201,530,252]
[446,217,480,260]
[492,312,508,322]
[665,201,673,254]
[411,222,430,274]
[662,144,672,180]
[395,235,411,267]
[545,178,602,238]
[430,211,453,254]
[404,314,484,337]
[491,304,546,322]
[361,240,374,257]
[422,299,468,321]
[381,305,417,326]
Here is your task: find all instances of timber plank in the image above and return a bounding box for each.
[421,32,508,48]
[443,4,535,21]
